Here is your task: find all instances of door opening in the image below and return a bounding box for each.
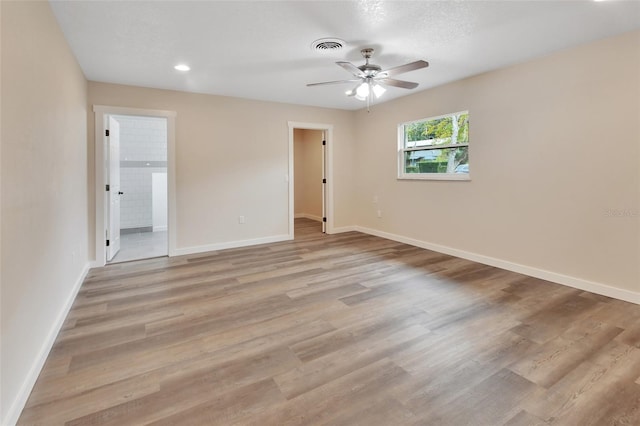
[94,105,175,267]
[293,128,325,235]
[288,122,333,238]
[105,114,168,263]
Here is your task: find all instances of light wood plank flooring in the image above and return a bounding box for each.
[18,218,640,425]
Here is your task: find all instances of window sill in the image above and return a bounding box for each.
[397,173,471,181]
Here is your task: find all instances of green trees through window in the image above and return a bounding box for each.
[399,111,469,179]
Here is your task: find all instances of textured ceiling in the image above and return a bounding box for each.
[50,0,640,110]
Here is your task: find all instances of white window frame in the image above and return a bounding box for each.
[397,111,470,181]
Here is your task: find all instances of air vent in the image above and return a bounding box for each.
[311,38,345,52]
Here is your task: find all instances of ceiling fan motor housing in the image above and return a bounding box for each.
[358,64,381,75]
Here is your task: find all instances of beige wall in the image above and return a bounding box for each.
[353,30,640,295]
[294,129,323,219]
[1,1,88,423]
[87,83,356,255]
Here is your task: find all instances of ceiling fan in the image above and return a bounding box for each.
[307,48,429,108]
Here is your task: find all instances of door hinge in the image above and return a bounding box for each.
[105,129,110,137]
[322,178,326,184]
[106,184,110,191]
[323,217,327,222]
[322,140,326,146]
[106,239,110,247]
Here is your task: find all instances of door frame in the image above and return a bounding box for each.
[93,105,177,266]
[288,122,334,237]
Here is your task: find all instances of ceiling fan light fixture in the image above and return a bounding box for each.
[356,82,370,98]
[372,83,386,98]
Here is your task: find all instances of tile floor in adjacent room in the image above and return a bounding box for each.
[110,230,168,263]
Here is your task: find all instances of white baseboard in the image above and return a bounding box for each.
[330,225,357,234]
[294,213,323,222]
[88,260,102,269]
[3,262,91,426]
[355,226,640,305]
[173,234,292,257]
[153,225,167,232]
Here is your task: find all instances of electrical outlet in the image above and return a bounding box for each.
[373,195,378,203]
[238,215,245,224]
[377,210,382,218]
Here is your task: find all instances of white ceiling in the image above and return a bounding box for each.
[50,0,640,110]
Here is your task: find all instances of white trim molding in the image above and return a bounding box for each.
[4,263,91,426]
[93,105,177,266]
[173,234,292,257]
[355,226,640,305]
[330,226,358,234]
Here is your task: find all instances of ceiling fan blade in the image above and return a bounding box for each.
[377,78,419,89]
[307,79,361,87]
[378,60,429,77]
[336,61,365,78]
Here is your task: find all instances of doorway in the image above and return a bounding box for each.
[106,115,168,263]
[288,122,333,237]
[293,129,325,234]
[94,106,176,267]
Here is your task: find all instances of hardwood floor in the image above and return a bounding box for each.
[18,218,640,425]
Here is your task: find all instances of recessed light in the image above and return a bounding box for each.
[174,64,190,71]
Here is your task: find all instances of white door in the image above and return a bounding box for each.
[321,131,327,233]
[106,116,121,261]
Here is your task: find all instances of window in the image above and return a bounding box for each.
[398,111,470,180]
